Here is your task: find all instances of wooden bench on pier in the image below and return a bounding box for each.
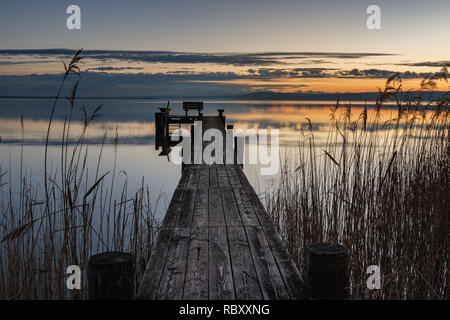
[183,101,203,116]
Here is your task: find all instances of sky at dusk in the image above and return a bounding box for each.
[0,0,449,97]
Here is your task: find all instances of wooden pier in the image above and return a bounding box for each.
[138,106,309,300]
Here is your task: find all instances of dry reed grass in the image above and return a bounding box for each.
[266,69,450,299]
[0,50,161,299]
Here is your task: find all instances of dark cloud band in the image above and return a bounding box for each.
[0,49,394,67]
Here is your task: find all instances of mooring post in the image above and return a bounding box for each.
[88,251,135,300]
[218,108,225,125]
[306,243,348,299]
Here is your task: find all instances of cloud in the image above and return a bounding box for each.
[241,52,393,59]
[0,60,54,65]
[0,66,440,98]
[86,66,144,71]
[0,49,395,67]
[0,72,251,97]
[336,68,435,79]
[246,67,434,79]
[398,61,450,67]
[247,67,335,78]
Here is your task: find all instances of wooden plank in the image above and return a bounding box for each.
[186,165,201,190]
[263,223,309,299]
[139,166,194,299]
[227,226,262,300]
[234,166,309,299]
[161,166,191,227]
[220,187,243,227]
[175,165,200,228]
[192,183,208,227]
[198,166,210,187]
[137,227,172,299]
[183,227,209,300]
[156,227,191,300]
[209,227,235,300]
[175,189,196,228]
[232,186,260,227]
[246,226,289,300]
[216,165,230,187]
[209,187,225,227]
[233,166,273,227]
[209,165,219,188]
[225,165,241,186]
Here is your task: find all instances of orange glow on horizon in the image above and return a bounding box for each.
[190,78,449,93]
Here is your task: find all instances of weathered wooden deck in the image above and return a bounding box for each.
[138,114,308,300]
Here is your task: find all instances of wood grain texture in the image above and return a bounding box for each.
[209,165,219,188]
[234,165,309,300]
[192,187,208,227]
[139,116,309,300]
[209,187,226,227]
[183,227,209,300]
[220,187,243,227]
[198,165,210,187]
[162,166,191,227]
[209,227,235,300]
[231,186,260,227]
[246,226,289,300]
[227,226,262,300]
[156,227,191,300]
[137,227,172,299]
[225,164,241,186]
[216,165,230,187]
[175,165,200,228]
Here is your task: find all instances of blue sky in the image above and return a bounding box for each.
[0,1,449,96]
[1,0,449,55]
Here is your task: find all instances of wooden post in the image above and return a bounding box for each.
[218,109,225,125]
[155,112,164,150]
[306,243,348,300]
[227,124,244,169]
[88,252,135,300]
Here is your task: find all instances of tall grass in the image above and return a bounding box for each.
[0,50,160,299]
[266,70,450,299]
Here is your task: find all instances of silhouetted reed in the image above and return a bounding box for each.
[0,50,161,299]
[266,69,449,299]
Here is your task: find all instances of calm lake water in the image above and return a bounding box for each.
[0,98,403,220]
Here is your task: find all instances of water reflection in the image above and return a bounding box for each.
[0,99,412,145]
[0,98,441,220]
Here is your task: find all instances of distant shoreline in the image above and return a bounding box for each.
[0,90,447,102]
